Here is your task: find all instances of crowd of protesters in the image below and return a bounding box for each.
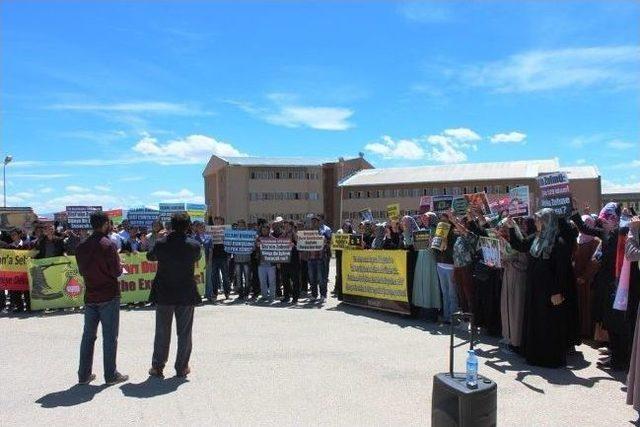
[3,202,640,411]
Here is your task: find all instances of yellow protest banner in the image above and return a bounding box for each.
[342,249,408,304]
[387,203,400,220]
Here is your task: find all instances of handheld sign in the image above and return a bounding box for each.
[451,196,469,216]
[223,229,257,255]
[186,203,206,222]
[387,203,400,221]
[432,196,453,213]
[331,234,363,250]
[478,236,502,268]
[431,222,451,251]
[127,208,159,229]
[297,230,325,252]
[159,203,186,223]
[359,208,374,223]
[205,225,230,245]
[508,186,530,217]
[413,230,432,250]
[464,192,491,215]
[66,206,102,230]
[536,172,572,216]
[259,238,292,263]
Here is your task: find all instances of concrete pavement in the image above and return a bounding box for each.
[1,261,637,426]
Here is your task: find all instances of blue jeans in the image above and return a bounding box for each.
[78,297,120,382]
[204,264,213,299]
[437,264,458,321]
[211,257,230,296]
[258,264,276,299]
[307,259,326,298]
[234,263,251,297]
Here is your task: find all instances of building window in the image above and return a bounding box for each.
[483,186,489,194]
[443,188,448,195]
[473,186,478,193]
[505,185,510,193]
[463,187,468,194]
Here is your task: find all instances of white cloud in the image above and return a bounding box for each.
[94,185,111,192]
[230,95,355,131]
[150,188,204,204]
[40,187,54,194]
[364,136,425,160]
[607,140,636,150]
[49,101,210,115]
[462,46,640,93]
[65,185,90,193]
[443,128,481,142]
[575,159,586,165]
[611,160,640,170]
[365,127,481,163]
[490,131,527,144]
[11,173,71,179]
[265,106,354,131]
[133,134,246,164]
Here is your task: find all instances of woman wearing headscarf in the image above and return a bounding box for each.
[400,215,419,249]
[465,214,503,337]
[499,218,529,352]
[571,202,627,369]
[507,208,573,367]
[371,223,385,249]
[412,212,441,320]
[573,215,601,338]
[625,216,640,412]
[451,215,479,317]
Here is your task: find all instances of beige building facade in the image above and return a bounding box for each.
[339,159,602,221]
[602,190,640,212]
[202,155,372,226]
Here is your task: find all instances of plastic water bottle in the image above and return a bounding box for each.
[466,349,478,389]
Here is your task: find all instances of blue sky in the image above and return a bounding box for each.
[2,1,639,213]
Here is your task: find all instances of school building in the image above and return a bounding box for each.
[202,154,372,227]
[338,158,602,221]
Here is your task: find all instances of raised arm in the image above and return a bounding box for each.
[570,212,605,240]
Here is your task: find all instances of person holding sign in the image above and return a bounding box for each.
[209,216,231,301]
[256,224,277,302]
[233,220,253,301]
[433,212,458,323]
[506,208,573,368]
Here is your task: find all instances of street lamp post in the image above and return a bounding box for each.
[3,155,12,208]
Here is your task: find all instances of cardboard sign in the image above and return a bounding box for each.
[297,230,325,252]
[359,208,374,222]
[508,186,530,217]
[205,225,230,244]
[478,236,502,268]
[66,206,102,230]
[432,195,453,213]
[413,230,432,250]
[464,192,491,215]
[418,196,432,214]
[537,172,572,216]
[259,238,292,263]
[451,196,470,216]
[159,203,186,223]
[387,203,400,221]
[127,208,159,229]
[223,229,257,255]
[430,222,451,251]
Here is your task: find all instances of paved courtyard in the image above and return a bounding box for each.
[1,260,637,426]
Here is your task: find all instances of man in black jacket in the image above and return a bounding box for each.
[147,212,202,378]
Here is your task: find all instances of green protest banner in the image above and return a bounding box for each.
[28,251,206,311]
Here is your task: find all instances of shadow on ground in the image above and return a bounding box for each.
[36,384,109,408]
[120,376,188,398]
[331,301,628,394]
